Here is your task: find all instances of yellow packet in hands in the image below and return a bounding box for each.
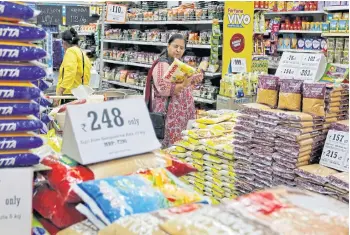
[164,58,196,83]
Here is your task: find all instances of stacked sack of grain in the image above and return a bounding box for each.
[324,84,349,124]
[167,110,238,203]
[294,119,349,203]
[232,103,273,195]
[0,2,49,168]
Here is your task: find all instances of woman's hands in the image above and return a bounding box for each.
[173,71,203,95]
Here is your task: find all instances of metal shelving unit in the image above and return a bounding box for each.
[321,32,349,37]
[264,10,325,16]
[105,20,223,25]
[103,79,145,91]
[323,5,349,11]
[100,3,223,105]
[277,30,323,34]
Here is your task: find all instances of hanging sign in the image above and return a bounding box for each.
[0,168,33,235]
[62,99,161,165]
[222,2,254,76]
[66,6,90,25]
[320,130,349,172]
[106,3,127,23]
[36,5,63,25]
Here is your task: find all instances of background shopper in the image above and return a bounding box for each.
[55,28,91,105]
[147,33,203,147]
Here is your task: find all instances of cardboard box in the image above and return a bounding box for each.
[216,95,255,110]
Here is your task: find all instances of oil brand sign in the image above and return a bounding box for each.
[222,2,254,75]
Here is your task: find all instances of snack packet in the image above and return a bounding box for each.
[0,1,39,22]
[302,83,326,117]
[278,79,303,111]
[0,22,46,41]
[0,41,46,61]
[256,75,279,108]
[163,58,196,83]
[0,81,42,100]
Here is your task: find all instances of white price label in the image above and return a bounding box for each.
[276,66,298,79]
[0,168,33,235]
[320,130,349,172]
[230,58,247,73]
[280,52,302,66]
[301,54,322,67]
[62,99,161,164]
[297,68,316,81]
[106,4,127,23]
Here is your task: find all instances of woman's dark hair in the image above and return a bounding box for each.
[62,28,79,45]
[159,33,186,57]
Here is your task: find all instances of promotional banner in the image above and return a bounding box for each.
[222,2,254,76]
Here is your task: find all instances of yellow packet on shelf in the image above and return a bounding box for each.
[196,114,232,124]
[164,58,196,83]
[181,129,224,139]
[192,122,207,129]
[182,136,201,145]
[165,145,187,153]
[174,140,196,151]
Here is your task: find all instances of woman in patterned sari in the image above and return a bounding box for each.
[147,34,203,148]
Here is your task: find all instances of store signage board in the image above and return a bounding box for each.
[222,2,254,76]
[66,6,90,25]
[106,3,127,23]
[36,5,63,25]
[0,168,33,235]
[230,58,247,73]
[276,52,327,82]
[320,130,349,172]
[62,99,161,165]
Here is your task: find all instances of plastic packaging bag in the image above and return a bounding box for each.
[0,22,46,41]
[256,75,279,108]
[0,62,46,81]
[302,83,327,117]
[163,58,196,83]
[0,41,46,61]
[0,132,44,150]
[0,1,39,22]
[0,100,41,116]
[33,184,86,228]
[0,115,43,132]
[73,168,206,225]
[278,79,303,111]
[41,155,95,203]
[0,81,41,99]
[0,149,41,167]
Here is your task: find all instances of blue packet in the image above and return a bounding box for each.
[73,174,169,225]
[0,133,45,150]
[0,101,41,116]
[0,115,44,132]
[0,150,40,167]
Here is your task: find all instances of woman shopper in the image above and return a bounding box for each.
[146,33,203,148]
[54,28,91,105]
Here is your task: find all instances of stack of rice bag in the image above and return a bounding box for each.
[294,164,349,203]
[324,84,349,123]
[86,187,349,235]
[71,168,207,230]
[294,119,349,203]
[231,103,331,195]
[167,110,238,203]
[0,2,49,168]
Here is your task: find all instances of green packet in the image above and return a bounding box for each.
[32,216,49,235]
[319,63,349,84]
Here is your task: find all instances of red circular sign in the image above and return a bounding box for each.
[230,33,245,53]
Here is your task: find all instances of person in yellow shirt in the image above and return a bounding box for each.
[54,28,91,105]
